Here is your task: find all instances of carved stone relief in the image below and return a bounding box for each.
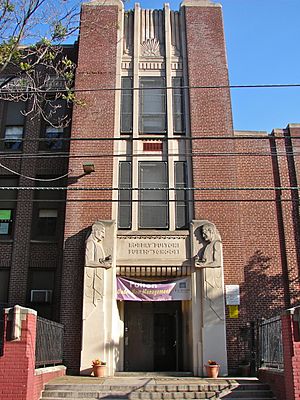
[191,220,227,375]
[85,221,112,269]
[83,221,115,319]
[194,221,224,322]
[141,38,162,57]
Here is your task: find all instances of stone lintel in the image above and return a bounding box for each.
[181,0,220,7]
[84,0,124,9]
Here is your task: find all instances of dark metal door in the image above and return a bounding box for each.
[124,301,181,372]
[124,302,154,371]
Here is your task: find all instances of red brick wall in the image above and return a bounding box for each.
[260,310,300,400]
[0,307,66,400]
[183,5,299,371]
[61,3,120,372]
[0,309,37,400]
[282,311,300,400]
[259,369,286,400]
[283,126,300,305]
[34,368,66,400]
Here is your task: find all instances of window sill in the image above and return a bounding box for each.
[117,229,190,236]
[0,239,14,243]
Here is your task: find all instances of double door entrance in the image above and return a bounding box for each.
[124,301,182,371]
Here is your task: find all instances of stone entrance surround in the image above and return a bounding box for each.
[80,220,227,376]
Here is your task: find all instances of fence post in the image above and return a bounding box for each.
[281,307,300,400]
[0,305,37,400]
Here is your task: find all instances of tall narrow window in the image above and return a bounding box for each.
[175,162,188,229]
[0,269,9,304]
[172,77,185,134]
[139,162,168,229]
[40,99,67,151]
[0,177,18,238]
[139,77,166,134]
[120,77,133,133]
[31,178,64,240]
[118,161,132,229]
[3,102,25,150]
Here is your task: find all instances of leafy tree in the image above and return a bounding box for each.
[0,0,80,126]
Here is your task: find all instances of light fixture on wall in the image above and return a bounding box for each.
[82,162,95,174]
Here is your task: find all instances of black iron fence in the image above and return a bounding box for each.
[35,316,64,367]
[259,315,284,369]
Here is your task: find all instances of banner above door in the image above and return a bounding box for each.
[116,277,191,301]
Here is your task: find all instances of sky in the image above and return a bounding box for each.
[125,0,300,132]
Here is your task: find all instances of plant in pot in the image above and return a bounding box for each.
[238,359,251,377]
[92,359,107,377]
[205,360,220,378]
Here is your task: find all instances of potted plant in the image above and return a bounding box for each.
[238,359,251,377]
[205,360,220,378]
[92,359,107,377]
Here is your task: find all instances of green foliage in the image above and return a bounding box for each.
[52,22,68,41]
[0,37,20,66]
[5,1,15,12]
[20,61,31,71]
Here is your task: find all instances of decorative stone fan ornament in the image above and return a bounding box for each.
[141,38,161,57]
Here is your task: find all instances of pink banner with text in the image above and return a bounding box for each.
[116,277,191,301]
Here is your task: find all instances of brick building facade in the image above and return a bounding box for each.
[1,0,300,377]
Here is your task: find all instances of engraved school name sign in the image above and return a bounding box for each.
[117,232,189,266]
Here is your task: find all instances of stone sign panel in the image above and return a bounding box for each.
[117,232,189,266]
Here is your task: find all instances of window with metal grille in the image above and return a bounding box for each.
[175,162,188,229]
[172,77,185,134]
[139,77,166,134]
[120,77,133,133]
[118,161,132,229]
[139,161,168,229]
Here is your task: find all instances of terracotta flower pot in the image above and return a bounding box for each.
[205,364,220,378]
[93,364,106,377]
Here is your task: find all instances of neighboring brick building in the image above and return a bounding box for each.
[1,0,299,377]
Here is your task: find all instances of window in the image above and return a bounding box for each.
[0,269,9,304]
[39,99,67,151]
[31,179,64,240]
[139,162,168,229]
[36,209,58,237]
[0,177,18,239]
[175,162,188,229]
[172,77,185,134]
[118,161,132,229]
[139,77,166,133]
[120,77,133,133]
[44,127,64,150]
[2,102,25,150]
[27,270,55,319]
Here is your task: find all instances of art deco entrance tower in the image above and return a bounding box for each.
[61,0,233,375]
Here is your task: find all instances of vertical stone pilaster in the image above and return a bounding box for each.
[190,220,228,376]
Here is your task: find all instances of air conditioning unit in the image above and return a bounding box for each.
[30,290,52,304]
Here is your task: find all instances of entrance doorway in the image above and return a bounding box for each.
[124,301,182,371]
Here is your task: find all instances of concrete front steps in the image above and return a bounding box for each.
[40,377,276,400]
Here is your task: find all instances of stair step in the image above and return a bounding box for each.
[228,384,272,391]
[43,384,228,392]
[219,390,274,398]
[40,379,276,400]
[40,391,219,399]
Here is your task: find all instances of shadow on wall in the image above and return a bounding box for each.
[62,227,89,374]
[243,250,285,321]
